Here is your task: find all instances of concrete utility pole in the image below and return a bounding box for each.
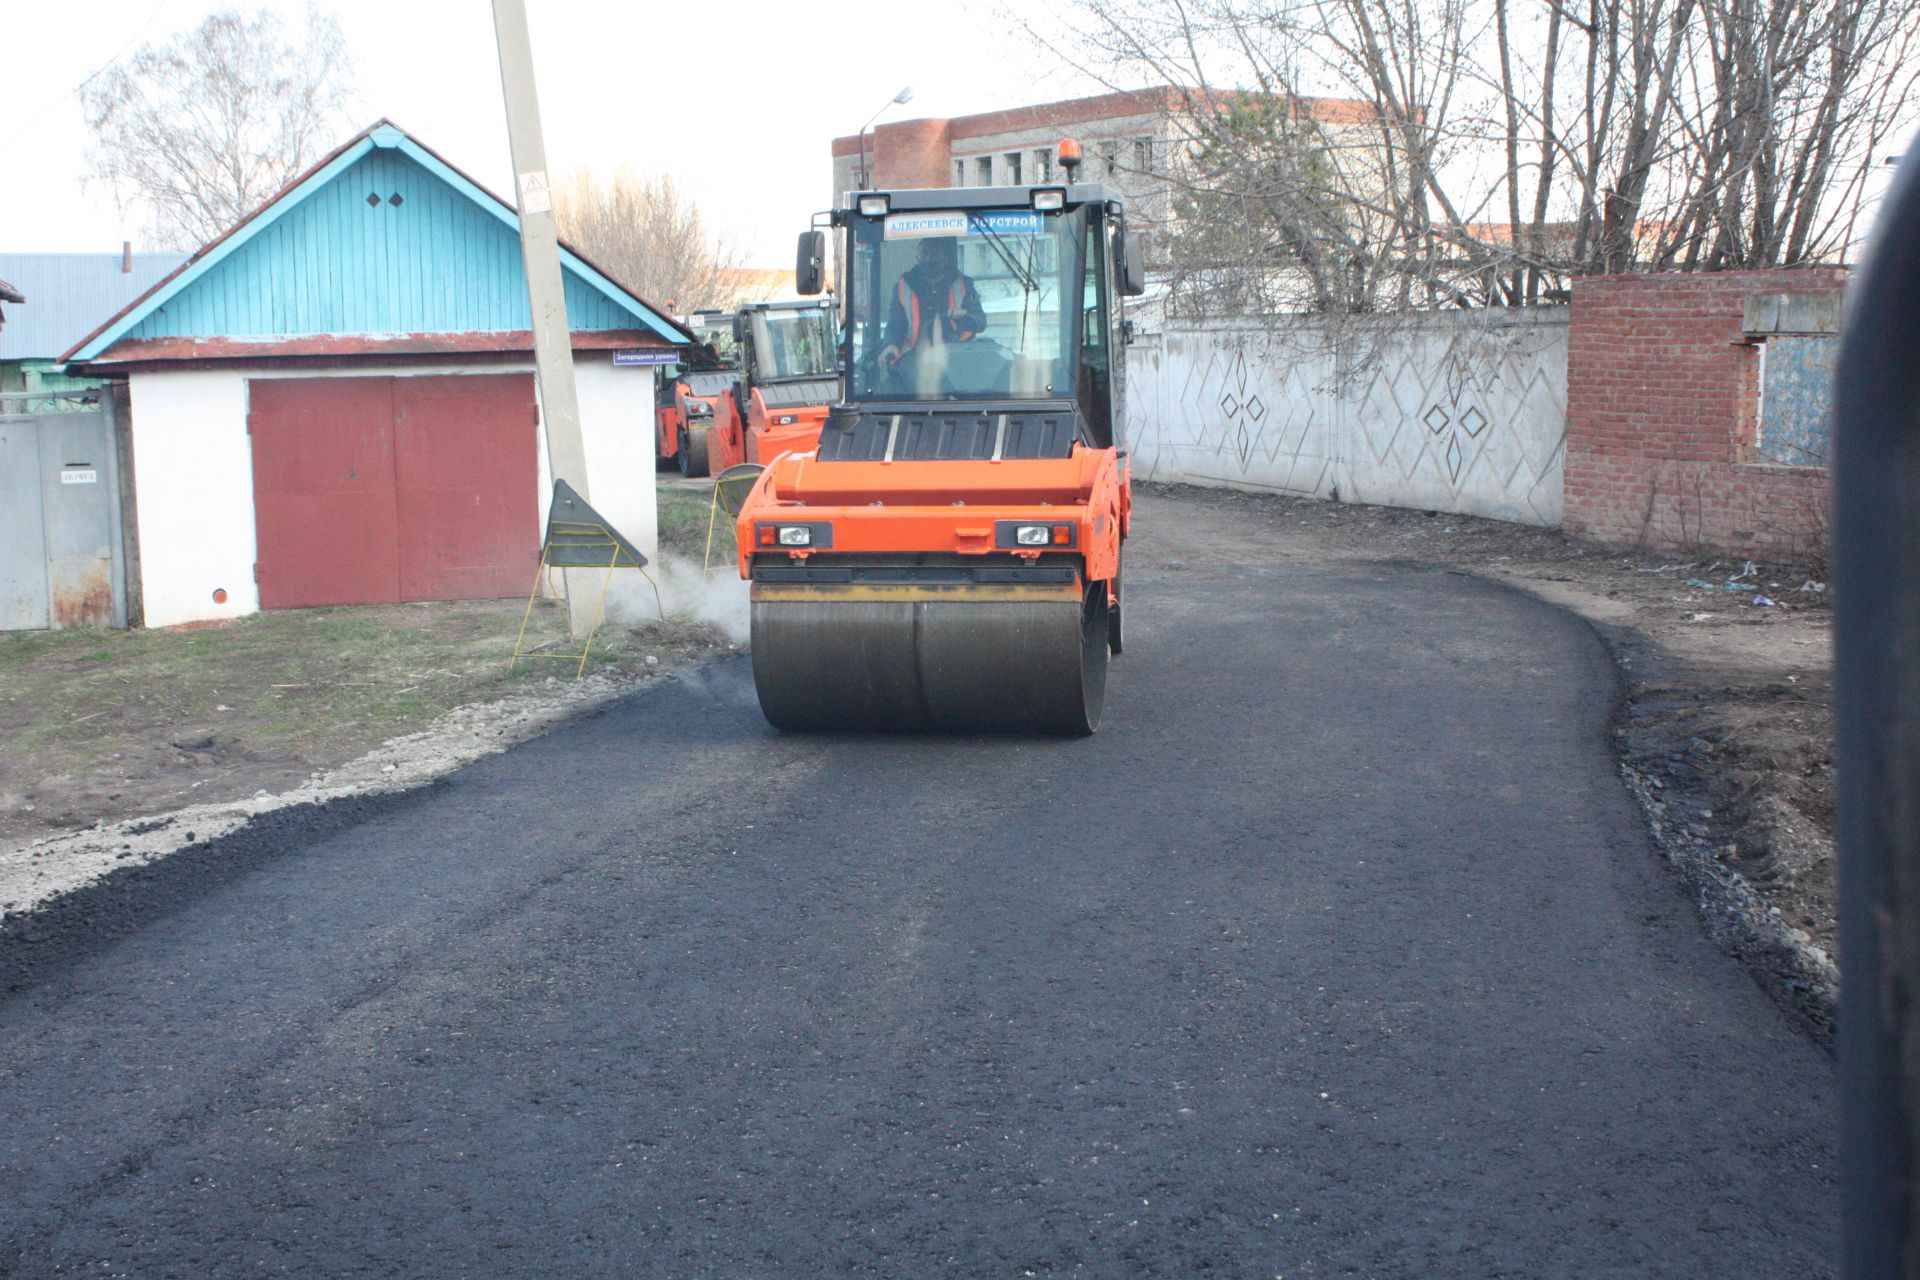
[491,0,591,633]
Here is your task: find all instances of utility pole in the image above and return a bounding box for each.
[491,0,591,634]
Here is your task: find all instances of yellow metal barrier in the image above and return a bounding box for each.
[704,463,766,575]
[511,480,659,678]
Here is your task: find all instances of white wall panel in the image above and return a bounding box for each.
[1127,309,1569,526]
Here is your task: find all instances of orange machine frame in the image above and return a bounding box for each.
[737,446,1130,595]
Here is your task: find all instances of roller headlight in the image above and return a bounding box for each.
[755,521,831,549]
[1014,525,1050,546]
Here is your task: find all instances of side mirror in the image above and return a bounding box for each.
[796,230,826,296]
[1115,228,1147,298]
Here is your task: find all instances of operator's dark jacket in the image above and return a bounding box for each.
[884,263,988,353]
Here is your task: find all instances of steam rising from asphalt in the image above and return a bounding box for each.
[560,556,744,644]
[596,556,749,644]
[655,556,750,643]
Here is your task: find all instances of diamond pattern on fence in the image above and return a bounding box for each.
[1129,315,1568,524]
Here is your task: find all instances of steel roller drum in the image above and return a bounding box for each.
[750,581,1109,733]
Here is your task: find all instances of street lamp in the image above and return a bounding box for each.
[858,86,914,189]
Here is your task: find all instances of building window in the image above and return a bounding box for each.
[1754,334,1838,466]
[974,156,993,186]
[1035,149,1054,182]
[953,160,966,187]
[1004,152,1023,185]
[1134,137,1154,174]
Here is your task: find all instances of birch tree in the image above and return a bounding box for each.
[82,7,355,251]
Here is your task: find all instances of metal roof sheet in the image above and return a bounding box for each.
[0,253,188,359]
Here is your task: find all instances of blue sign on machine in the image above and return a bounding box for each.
[613,349,680,367]
[968,211,1045,237]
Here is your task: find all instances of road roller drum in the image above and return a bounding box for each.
[750,580,1109,733]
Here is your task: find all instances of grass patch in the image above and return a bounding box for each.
[0,597,725,847]
[657,481,739,565]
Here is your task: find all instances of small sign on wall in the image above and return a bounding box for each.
[60,467,98,485]
[613,349,679,367]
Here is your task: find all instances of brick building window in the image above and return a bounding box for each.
[974,156,993,186]
[953,160,966,187]
[1134,137,1155,173]
[1754,336,1838,466]
[1004,153,1023,184]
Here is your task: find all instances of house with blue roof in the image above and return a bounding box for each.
[64,120,693,627]
[1,250,189,404]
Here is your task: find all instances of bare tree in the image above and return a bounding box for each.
[1047,0,1920,314]
[551,169,748,313]
[81,6,355,251]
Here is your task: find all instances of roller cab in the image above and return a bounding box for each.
[739,171,1145,734]
[735,301,837,466]
[663,302,839,476]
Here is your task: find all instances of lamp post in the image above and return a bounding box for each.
[857,86,914,189]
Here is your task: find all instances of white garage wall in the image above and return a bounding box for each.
[128,357,661,628]
[551,356,662,625]
[127,369,258,627]
[572,357,659,567]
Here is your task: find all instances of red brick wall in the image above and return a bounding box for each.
[1563,268,1845,559]
[871,119,954,190]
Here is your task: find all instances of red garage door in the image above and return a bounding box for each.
[250,375,538,609]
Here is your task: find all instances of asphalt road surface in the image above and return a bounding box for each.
[0,492,1834,1278]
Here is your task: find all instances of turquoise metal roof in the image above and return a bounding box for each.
[67,122,687,361]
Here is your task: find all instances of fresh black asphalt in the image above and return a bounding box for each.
[0,509,1835,1277]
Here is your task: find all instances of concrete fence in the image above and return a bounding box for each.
[1125,308,1570,526]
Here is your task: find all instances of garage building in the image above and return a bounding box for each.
[63,120,689,628]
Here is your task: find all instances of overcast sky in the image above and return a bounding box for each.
[3,0,1107,265]
[9,2,1912,269]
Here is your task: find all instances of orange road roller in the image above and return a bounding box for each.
[735,158,1146,733]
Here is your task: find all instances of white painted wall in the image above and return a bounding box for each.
[552,356,661,623]
[127,369,259,627]
[128,357,660,628]
[571,356,659,566]
[1126,309,1570,526]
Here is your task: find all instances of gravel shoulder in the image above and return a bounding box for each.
[1134,483,1835,1040]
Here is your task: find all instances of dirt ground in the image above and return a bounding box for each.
[0,601,727,853]
[1143,483,1836,1037]
[0,481,744,857]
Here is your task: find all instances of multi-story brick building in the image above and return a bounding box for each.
[828,89,1385,276]
[830,91,1181,232]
